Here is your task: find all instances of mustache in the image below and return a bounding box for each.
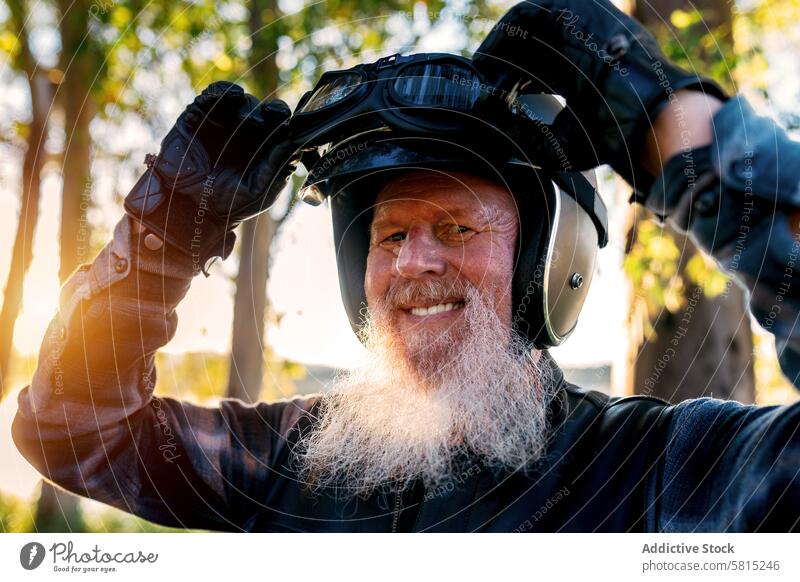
[381,278,474,309]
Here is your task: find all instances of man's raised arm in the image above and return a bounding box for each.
[644,91,800,387]
[12,82,311,531]
[474,0,800,387]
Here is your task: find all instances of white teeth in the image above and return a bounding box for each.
[409,302,463,316]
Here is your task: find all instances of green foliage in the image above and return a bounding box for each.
[624,219,684,339]
[94,0,496,123]
[653,7,737,93]
[155,352,230,402]
[684,251,730,298]
[0,491,33,533]
[2,492,194,533]
[80,500,190,533]
[154,350,306,403]
[733,0,800,101]
[754,330,800,406]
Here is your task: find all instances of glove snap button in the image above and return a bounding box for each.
[605,34,630,60]
[114,257,128,273]
[144,233,164,251]
[694,190,718,215]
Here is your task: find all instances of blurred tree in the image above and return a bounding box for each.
[0,490,33,532]
[626,0,755,403]
[0,0,91,533]
[56,0,96,282]
[1,0,246,533]
[31,0,98,533]
[226,0,283,403]
[0,0,55,400]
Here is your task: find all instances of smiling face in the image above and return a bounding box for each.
[297,170,556,495]
[364,170,519,375]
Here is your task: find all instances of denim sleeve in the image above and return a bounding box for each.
[12,216,318,531]
[656,397,800,531]
[647,96,800,387]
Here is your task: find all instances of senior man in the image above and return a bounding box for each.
[13,0,800,531]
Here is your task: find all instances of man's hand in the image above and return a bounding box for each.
[473,0,727,189]
[124,81,298,267]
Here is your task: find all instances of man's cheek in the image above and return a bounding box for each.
[363,252,384,304]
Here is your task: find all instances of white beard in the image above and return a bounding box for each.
[295,280,558,498]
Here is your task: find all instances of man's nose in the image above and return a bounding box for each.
[395,228,447,279]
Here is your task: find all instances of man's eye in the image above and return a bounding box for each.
[448,225,472,236]
[384,232,406,243]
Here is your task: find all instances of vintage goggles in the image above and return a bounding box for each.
[289,53,502,148]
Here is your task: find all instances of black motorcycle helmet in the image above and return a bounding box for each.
[297,93,608,348]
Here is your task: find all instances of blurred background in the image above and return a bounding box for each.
[0,0,798,532]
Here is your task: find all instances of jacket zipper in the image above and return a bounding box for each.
[391,490,403,533]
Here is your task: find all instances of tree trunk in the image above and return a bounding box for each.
[629,0,755,403]
[227,216,278,402]
[32,0,96,532]
[226,0,282,403]
[33,481,84,532]
[0,1,54,400]
[631,228,754,402]
[57,0,94,281]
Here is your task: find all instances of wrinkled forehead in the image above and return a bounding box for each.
[373,170,518,223]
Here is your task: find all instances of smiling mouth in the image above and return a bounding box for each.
[406,301,465,317]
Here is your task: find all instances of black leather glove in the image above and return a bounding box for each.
[124,81,298,269]
[473,0,727,192]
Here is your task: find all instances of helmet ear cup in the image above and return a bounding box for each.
[537,188,599,346]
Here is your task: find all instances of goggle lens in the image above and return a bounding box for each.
[392,64,481,110]
[299,73,365,113]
